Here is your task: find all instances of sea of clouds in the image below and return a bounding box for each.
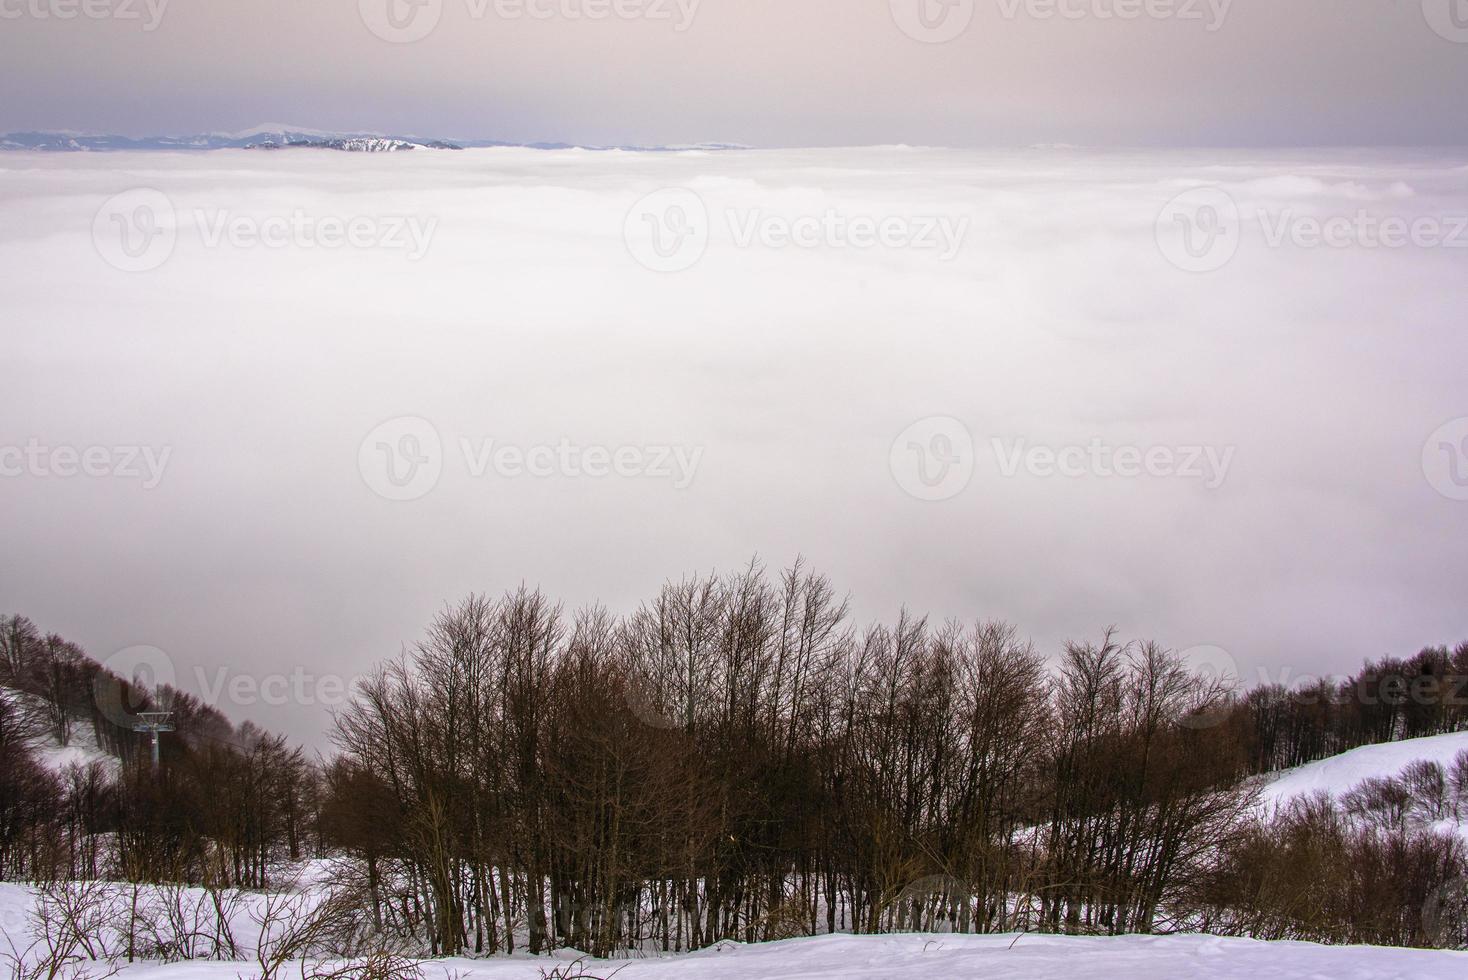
[1,145,1465,743]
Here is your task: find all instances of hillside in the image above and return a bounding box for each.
[1261,731,1468,810]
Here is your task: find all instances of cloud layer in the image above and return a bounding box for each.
[1,145,1466,744]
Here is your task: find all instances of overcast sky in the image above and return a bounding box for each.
[2,0,1468,147]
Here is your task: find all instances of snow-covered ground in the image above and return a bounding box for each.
[1259,731,1468,810]
[1,931,1461,980]
[434,934,1462,980]
[32,728,119,776]
[3,872,1466,980]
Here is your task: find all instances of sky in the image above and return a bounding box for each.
[2,0,1468,147]
[2,145,1467,747]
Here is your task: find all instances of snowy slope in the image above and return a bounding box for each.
[0,932,1458,980]
[4,875,1464,978]
[1259,731,1468,809]
[33,738,115,774]
[0,687,118,775]
[33,726,118,776]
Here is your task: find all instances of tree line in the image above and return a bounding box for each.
[320,561,1468,954]
[3,560,1468,955]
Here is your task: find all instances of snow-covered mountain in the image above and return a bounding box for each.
[0,129,749,153]
[249,135,440,152]
[0,129,460,152]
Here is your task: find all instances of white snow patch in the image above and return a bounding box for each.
[1259,731,1468,810]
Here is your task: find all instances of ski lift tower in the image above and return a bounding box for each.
[134,711,175,771]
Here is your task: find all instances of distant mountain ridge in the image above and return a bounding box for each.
[0,128,750,153]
